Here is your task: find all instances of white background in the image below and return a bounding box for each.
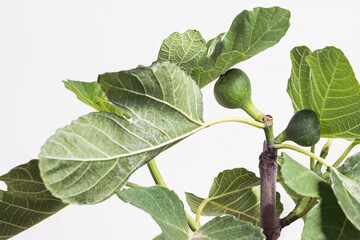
[1,0,360,239]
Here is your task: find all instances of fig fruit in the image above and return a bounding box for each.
[276,109,320,147]
[214,68,263,121]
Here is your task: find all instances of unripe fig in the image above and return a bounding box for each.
[214,68,251,109]
[276,109,320,147]
[214,68,264,121]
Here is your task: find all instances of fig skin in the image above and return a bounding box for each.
[214,68,252,109]
[276,109,320,147]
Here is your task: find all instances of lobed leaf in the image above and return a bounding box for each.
[157,30,207,75]
[185,168,283,226]
[192,7,290,88]
[330,169,360,231]
[117,186,265,240]
[0,160,67,239]
[302,181,360,239]
[63,80,126,116]
[287,46,360,139]
[278,152,326,198]
[39,62,204,204]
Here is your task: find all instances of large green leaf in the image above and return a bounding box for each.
[278,152,326,198]
[117,186,265,240]
[330,169,360,231]
[64,80,126,116]
[0,160,67,239]
[191,7,290,88]
[185,168,283,226]
[39,61,204,204]
[302,181,360,240]
[287,46,360,139]
[157,30,207,75]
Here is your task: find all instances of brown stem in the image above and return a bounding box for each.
[259,141,281,240]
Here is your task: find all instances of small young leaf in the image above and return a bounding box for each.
[287,46,360,139]
[330,169,360,230]
[63,80,126,116]
[185,168,283,226]
[278,152,326,198]
[118,186,265,240]
[0,160,67,239]
[157,30,207,74]
[192,7,290,88]
[302,181,360,240]
[39,62,205,204]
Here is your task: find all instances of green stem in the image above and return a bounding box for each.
[320,139,332,159]
[333,140,359,168]
[316,139,332,173]
[273,143,331,168]
[206,117,265,129]
[298,198,318,218]
[146,159,200,231]
[125,181,142,188]
[263,115,274,146]
[281,197,318,227]
[310,145,315,171]
[186,212,200,231]
[242,101,265,122]
[147,159,168,188]
[196,198,210,224]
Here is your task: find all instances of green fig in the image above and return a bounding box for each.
[214,68,263,121]
[276,109,320,147]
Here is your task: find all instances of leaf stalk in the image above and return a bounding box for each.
[146,159,200,231]
[273,143,331,168]
[280,197,318,227]
[206,117,265,129]
[332,140,359,168]
[310,145,316,172]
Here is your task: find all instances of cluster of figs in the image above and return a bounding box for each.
[214,68,321,147]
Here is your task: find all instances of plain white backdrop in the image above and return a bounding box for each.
[1,0,360,239]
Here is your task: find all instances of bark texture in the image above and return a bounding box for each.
[259,142,281,240]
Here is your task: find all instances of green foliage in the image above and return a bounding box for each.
[118,186,265,240]
[4,4,360,240]
[278,153,360,238]
[302,182,360,240]
[0,160,67,239]
[287,46,312,112]
[278,153,325,198]
[157,30,207,75]
[186,168,283,226]
[64,80,126,116]
[287,46,360,139]
[338,153,360,183]
[157,7,290,88]
[39,62,205,204]
[276,109,320,146]
[330,169,360,231]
